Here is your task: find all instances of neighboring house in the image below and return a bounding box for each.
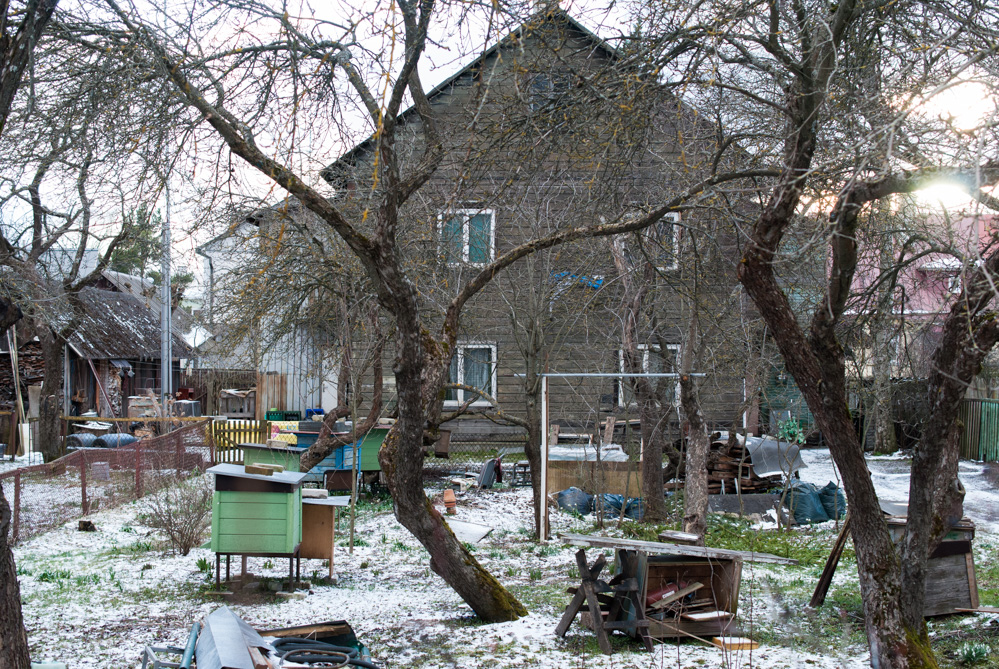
[761,212,999,442]
[205,9,751,434]
[195,216,338,418]
[4,282,192,417]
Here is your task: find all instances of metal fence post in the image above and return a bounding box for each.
[81,453,89,516]
[12,471,20,543]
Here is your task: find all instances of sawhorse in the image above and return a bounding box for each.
[554,548,653,655]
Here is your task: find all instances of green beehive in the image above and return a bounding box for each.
[208,464,306,555]
[240,442,307,472]
[358,427,389,471]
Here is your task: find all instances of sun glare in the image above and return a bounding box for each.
[919,81,996,132]
[912,81,998,209]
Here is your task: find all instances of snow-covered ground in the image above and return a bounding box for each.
[10,448,999,668]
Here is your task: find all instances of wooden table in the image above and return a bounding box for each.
[301,496,350,579]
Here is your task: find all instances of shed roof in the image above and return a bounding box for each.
[63,286,192,360]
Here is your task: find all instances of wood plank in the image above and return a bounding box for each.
[682,610,734,621]
[956,606,999,613]
[712,636,759,650]
[657,530,700,545]
[217,518,289,535]
[810,512,851,608]
[560,533,798,565]
[218,502,287,519]
[967,552,980,609]
[649,581,704,610]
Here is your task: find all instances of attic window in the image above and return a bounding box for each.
[529,72,573,112]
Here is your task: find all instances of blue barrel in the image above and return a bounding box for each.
[67,433,99,450]
[93,433,139,448]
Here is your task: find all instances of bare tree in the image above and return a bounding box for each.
[0,0,58,663]
[625,0,999,665]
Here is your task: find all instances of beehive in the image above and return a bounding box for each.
[208,464,306,555]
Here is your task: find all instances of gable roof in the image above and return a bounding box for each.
[64,286,192,360]
[321,8,619,183]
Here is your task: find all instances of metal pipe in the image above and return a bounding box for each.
[161,177,173,414]
[514,372,706,378]
[179,622,199,669]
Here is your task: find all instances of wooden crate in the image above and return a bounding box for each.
[548,460,642,496]
[640,555,742,639]
[209,464,305,555]
[887,517,977,616]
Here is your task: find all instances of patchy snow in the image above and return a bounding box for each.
[797,446,999,533]
[9,449,999,668]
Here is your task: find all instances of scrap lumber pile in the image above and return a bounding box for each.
[705,433,782,495]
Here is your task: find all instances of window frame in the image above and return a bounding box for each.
[616,343,681,407]
[444,343,498,407]
[437,208,496,266]
[650,211,681,272]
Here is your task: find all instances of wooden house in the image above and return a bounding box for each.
[3,280,192,420]
[207,9,756,441]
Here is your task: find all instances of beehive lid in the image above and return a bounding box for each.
[238,442,308,454]
[208,463,307,492]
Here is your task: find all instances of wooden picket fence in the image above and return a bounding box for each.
[209,420,271,464]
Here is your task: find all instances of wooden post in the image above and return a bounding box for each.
[540,375,550,541]
[12,471,20,543]
[135,441,143,499]
[330,507,337,580]
[80,453,89,516]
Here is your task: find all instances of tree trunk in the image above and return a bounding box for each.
[680,374,709,544]
[739,247,925,668]
[379,323,526,622]
[524,383,543,539]
[36,328,63,462]
[0,446,29,669]
[679,306,708,545]
[0,297,28,669]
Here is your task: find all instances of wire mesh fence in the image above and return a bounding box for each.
[423,436,529,475]
[0,420,214,544]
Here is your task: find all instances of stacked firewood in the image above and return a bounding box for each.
[705,434,782,495]
[0,341,44,402]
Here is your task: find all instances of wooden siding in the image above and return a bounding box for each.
[329,13,753,433]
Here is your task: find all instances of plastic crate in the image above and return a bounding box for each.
[306,408,324,419]
[284,411,302,421]
[265,410,285,421]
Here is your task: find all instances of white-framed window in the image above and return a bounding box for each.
[647,212,681,271]
[615,343,681,406]
[445,343,497,406]
[438,209,495,265]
